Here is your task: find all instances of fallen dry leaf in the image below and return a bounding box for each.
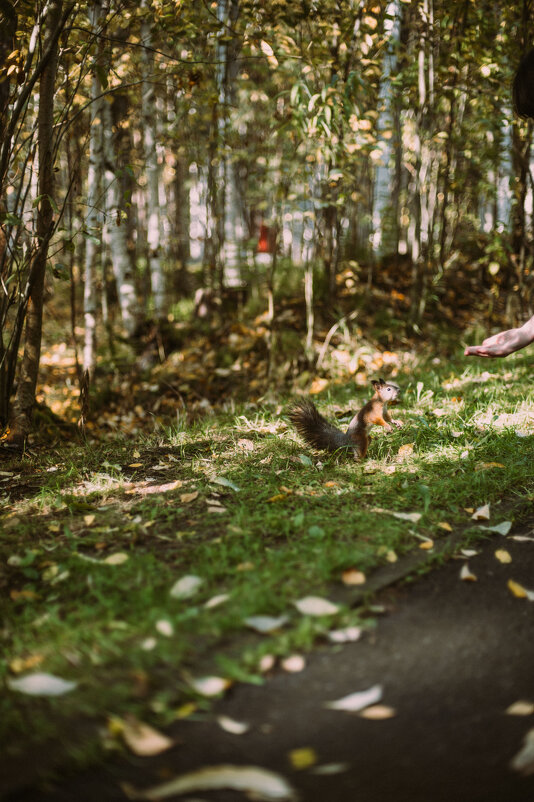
[341,569,366,586]
[510,728,534,776]
[460,564,477,582]
[7,672,77,697]
[259,654,276,673]
[495,549,512,564]
[103,552,129,565]
[471,503,490,521]
[170,575,203,600]
[419,539,434,550]
[10,589,39,601]
[371,507,422,524]
[507,580,534,601]
[236,561,255,571]
[204,593,230,609]
[294,596,339,616]
[506,701,534,716]
[397,443,414,457]
[311,763,350,775]
[474,462,505,471]
[180,491,198,504]
[155,620,174,637]
[122,765,298,801]
[359,704,397,720]
[189,676,230,697]
[461,549,479,558]
[9,654,44,674]
[217,715,250,735]
[479,521,512,536]
[310,378,329,394]
[325,684,383,713]
[175,702,197,719]
[437,521,452,532]
[120,715,175,756]
[244,615,289,634]
[288,747,317,770]
[281,655,306,673]
[327,626,362,644]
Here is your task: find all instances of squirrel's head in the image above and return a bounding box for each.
[371,378,401,402]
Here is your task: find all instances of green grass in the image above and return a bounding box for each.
[1,350,534,764]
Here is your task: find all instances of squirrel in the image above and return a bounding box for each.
[288,378,402,460]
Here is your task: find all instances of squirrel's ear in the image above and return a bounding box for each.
[379,377,386,385]
[371,380,380,389]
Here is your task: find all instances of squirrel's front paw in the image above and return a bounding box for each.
[392,420,403,428]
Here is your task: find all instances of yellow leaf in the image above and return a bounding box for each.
[9,653,44,674]
[475,462,506,472]
[128,463,143,468]
[341,569,366,586]
[386,550,397,563]
[419,539,434,550]
[289,747,318,770]
[324,481,339,488]
[84,514,96,526]
[397,443,414,457]
[267,494,287,503]
[508,579,527,598]
[180,491,198,504]
[309,378,329,395]
[175,702,197,719]
[495,549,512,564]
[10,589,39,601]
[359,704,396,720]
[437,522,452,532]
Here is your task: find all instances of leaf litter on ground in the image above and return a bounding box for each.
[121,764,298,801]
[6,672,77,697]
[324,684,383,713]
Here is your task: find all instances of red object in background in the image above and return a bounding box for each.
[257,223,276,254]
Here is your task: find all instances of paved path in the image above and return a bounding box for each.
[5,524,534,802]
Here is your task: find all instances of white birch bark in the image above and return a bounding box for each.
[102,100,138,335]
[141,0,165,320]
[83,0,104,375]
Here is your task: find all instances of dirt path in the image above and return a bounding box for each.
[4,525,534,802]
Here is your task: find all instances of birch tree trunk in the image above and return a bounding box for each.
[102,98,138,335]
[83,0,105,376]
[141,0,165,321]
[8,0,63,443]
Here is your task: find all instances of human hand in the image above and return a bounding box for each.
[464,326,530,357]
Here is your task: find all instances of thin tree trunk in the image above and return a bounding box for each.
[8,0,63,443]
[83,1,105,376]
[102,99,138,335]
[141,1,165,321]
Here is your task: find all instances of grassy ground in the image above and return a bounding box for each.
[1,349,534,768]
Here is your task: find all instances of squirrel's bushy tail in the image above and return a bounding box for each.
[288,399,354,453]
